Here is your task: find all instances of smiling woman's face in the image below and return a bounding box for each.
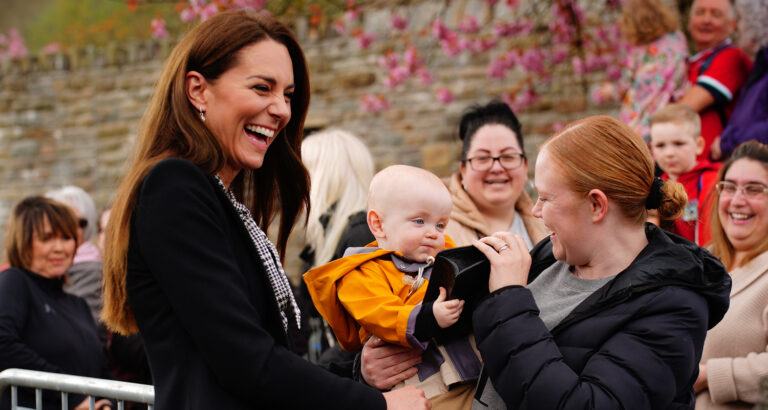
[29,217,76,279]
[201,39,295,183]
[459,124,528,214]
[718,158,768,254]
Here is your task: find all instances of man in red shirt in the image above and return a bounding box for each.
[678,0,752,162]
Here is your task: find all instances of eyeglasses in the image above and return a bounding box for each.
[464,153,526,171]
[715,181,768,198]
[78,218,88,229]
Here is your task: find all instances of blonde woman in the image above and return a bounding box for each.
[300,128,375,270]
[297,128,375,368]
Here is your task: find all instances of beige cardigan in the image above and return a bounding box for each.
[445,172,547,247]
[696,250,768,409]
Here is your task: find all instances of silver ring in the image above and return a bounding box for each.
[498,244,510,253]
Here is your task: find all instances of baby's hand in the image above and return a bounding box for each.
[433,287,464,328]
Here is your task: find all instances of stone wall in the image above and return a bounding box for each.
[0,0,618,279]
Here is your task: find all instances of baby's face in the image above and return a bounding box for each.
[379,192,452,262]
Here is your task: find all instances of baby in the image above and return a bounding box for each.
[305,165,480,404]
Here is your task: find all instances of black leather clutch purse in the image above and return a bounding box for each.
[424,245,490,342]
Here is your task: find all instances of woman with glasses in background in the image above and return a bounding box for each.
[446,101,547,249]
[695,140,768,409]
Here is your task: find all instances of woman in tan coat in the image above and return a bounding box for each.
[695,141,768,408]
[446,101,547,248]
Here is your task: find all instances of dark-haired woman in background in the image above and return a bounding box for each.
[0,196,110,410]
[446,101,547,249]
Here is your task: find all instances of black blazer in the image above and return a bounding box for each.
[126,158,384,409]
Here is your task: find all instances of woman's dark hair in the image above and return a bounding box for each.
[4,196,79,271]
[458,101,524,160]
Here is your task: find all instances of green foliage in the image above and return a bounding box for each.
[22,0,182,50]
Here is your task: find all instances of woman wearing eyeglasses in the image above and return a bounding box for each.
[695,140,768,409]
[445,101,547,249]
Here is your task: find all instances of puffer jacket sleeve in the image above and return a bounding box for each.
[473,285,709,409]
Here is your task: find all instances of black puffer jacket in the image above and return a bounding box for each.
[473,224,731,409]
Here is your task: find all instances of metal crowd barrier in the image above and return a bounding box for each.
[0,369,154,410]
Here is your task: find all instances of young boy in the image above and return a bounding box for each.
[304,165,480,405]
[650,104,720,245]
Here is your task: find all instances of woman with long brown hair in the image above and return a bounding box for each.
[100,10,426,410]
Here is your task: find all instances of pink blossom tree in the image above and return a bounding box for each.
[157,0,628,114]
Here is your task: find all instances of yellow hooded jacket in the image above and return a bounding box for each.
[304,237,455,351]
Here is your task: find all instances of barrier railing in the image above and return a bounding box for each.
[0,369,154,410]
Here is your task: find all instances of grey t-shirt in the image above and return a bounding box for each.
[473,261,616,409]
[528,260,616,330]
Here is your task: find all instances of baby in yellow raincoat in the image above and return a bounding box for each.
[305,165,481,408]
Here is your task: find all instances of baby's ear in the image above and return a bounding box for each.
[367,209,386,239]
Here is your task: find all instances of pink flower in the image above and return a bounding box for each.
[378,53,398,70]
[199,3,219,21]
[403,47,420,72]
[4,28,27,59]
[583,53,608,72]
[474,37,498,53]
[41,42,61,55]
[487,58,508,79]
[440,39,462,57]
[607,66,622,81]
[506,89,537,111]
[551,122,565,133]
[436,88,454,104]
[417,68,434,86]
[487,51,518,79]
[506,0,520,7]
[550,46,569,64]
[519,49,545,74]
[356,32,375,49]
[390,13,407,31]
[332,19,346,35]
[571,56,584,76]
[180,7,196,22]
[233,0,267,10]
[151,18,169,39]
[344,9,360,24]
[385,66,410,88]
[458,16,480,34]
[360,94,390,113]
[493,21,533,38]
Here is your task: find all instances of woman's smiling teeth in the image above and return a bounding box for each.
[730,212,752,221]
[245,124,275,140]
[484,178,509,185]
